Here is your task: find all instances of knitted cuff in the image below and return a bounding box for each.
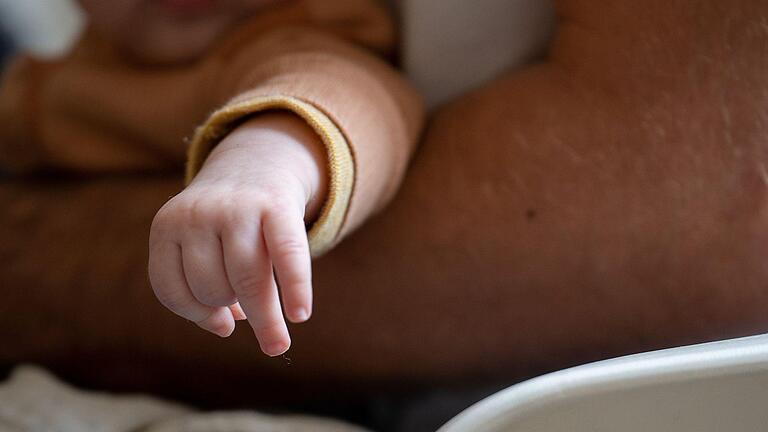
[186,95,354,256]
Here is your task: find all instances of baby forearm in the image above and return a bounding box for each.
[202,112,329,224]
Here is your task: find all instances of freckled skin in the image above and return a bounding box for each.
[1,0,768,402]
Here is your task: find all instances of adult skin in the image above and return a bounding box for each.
[1,0,767,403]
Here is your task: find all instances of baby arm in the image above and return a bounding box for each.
[149,16,424,354]
[149,113,326,356]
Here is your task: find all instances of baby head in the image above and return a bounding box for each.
[78,0,282,63]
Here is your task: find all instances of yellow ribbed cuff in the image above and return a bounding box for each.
[186,95,354,257]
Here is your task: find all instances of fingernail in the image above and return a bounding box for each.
[293,308,310,322]
[200,321,233,338]
[264,341,290,357]
[230,304,247,321]
[216,325,234,338]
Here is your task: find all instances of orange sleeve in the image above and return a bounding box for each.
[186,3,424,256]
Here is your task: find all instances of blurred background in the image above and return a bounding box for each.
[0,0,554,107]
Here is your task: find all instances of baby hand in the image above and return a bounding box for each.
[148,113,327,356]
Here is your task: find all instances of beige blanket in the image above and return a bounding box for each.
[0,366,370,432]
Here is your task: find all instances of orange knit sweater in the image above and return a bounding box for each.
[0,0,424,255]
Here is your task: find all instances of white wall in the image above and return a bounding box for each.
[0,0,84,58]
[402,0,555,108]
